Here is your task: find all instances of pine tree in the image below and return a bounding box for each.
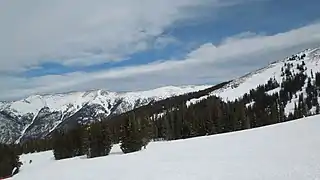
[100,124,113,156]
[120,113,145,153]
[82,125,90,157]
[0,144,21,178]
[316,103,320,114]
[52,128,79,160]
[52,130,64,160]
[270,102,279,124]
[69,125,85,157]
[279,102,285,122]
[87,122,113,158]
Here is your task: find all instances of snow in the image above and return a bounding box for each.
[246,101,255,107]
[212,62,283,101]
[0,85,211,143]
[211,48,320,102]
[1,85,211,118]
[15,111,40,143]
[11,115,320,180]
[266,87,280,95]
[185,48,320,116]
[186,95,209,107]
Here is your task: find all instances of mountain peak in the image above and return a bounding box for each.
[0,85,211,144]
[209,47,320,101]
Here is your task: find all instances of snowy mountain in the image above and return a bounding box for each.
[12,114,320,180]
[188,47,320,115]
[0,85,210,144]
[2,47,320,144]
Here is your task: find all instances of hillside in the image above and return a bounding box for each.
[107,47,320,142]
[213,48,320,100]
[0,85,210,144]
[189,47,320,116]
[11,114,320,180]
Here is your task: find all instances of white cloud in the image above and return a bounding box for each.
[221,31,265,44]
[1,22,320,101]
[188,23,320,62]
[1,0,320,100]
[0,0,241,72]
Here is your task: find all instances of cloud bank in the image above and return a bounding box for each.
[0,0,238,71]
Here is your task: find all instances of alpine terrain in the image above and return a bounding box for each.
[2,1,320,179]
[0,85,210,144]
[2,47,320,144]
[189,47,320,116]
[2,47,320,180]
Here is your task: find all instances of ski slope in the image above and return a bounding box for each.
[11,115,320,180]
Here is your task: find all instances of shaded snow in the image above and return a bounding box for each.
[11,115,320,180]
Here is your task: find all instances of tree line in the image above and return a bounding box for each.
[0,144,21,178]
[48,59,320,160]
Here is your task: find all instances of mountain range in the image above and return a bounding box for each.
[0,85,210,144]
[1,47,320,144]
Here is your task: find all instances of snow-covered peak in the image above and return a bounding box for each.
[0,85,212,143]
[186,47,320,114]
[0,85,211,117]
[122,85,210,100]
[212,47,320,101]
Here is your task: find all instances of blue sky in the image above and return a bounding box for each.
[24,0,320,77]
[1,0,320,100]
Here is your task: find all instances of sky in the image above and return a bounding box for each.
[1,0,320,101]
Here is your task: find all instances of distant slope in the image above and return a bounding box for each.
[13,114,320,180]
[188,47,320,115]
[0,85,211,144]
[213,48,320,100]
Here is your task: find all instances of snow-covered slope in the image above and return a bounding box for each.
[213,48,320,100]
[188,48,320,113]
[12,115,320,180]
[0,85,210,144]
